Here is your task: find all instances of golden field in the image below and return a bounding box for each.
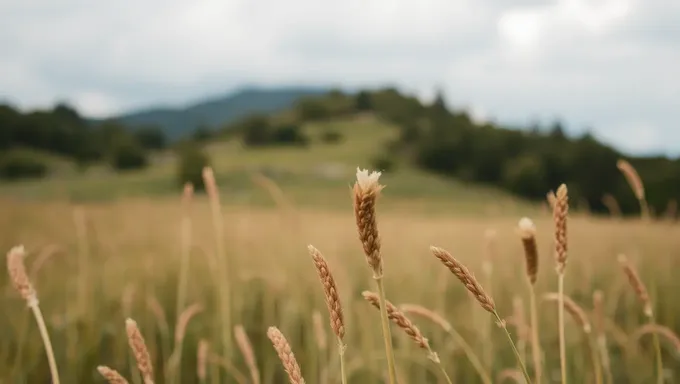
[2,173,680,384]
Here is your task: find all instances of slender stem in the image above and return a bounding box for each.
[375,275,398,384]
[427,351,453,384]
[597,336,613,384]
[585,334,602,384]
[528,284,542,384]
[208,196,232,356]
[649,315,664,384]
[494,311,531,384]
[443,328,492,384]
[338,338,348,384]
[31,303,60,384]
[558,273,567,384]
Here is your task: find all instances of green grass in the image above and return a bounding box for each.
[0,116,537,216]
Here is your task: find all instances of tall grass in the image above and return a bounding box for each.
[2,164,680,383]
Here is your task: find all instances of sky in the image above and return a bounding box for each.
[1,0,679,156]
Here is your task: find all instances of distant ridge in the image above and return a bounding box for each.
[101,86,330,139]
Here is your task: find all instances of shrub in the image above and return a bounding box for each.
[109,138,149,171]
[0,149,49,180]
[176,142,211,191]
[320,130,343,144]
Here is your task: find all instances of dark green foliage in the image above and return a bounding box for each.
[176,142,211,191]
[355,90,373,111]
[371,153,396,173]
[0,149,49,180]
[320,129,343,144]
[108,136,149,171]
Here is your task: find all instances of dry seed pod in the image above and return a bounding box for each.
[363,291,430,350]
[352,168,385,276]
[518,217,539,284]
[553,184,569,274]
[267,327,305,384]
[308,245,345,340]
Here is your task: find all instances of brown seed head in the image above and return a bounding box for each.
[601,193,622,218]
[429,246,495,313]
[553,184,569,274]
[97,366,130,384]
[308,245,345,340]
[311,311,328,351]
[512,296,529,343]
[546,190,556,210]
[201,167,219,202]
[617,159,645,200]
[235,325,261,384]
[125,318,154,384]
[182,183,194,211]
[631,324,680,355]
[363,291,430,350]
[518,217,539,284]
[6,245,38,307]
[618,254,652,317]
[543,293,591,333]
[352,168,384,276]
[267,326,305,384]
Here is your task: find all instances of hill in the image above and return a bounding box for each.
[104,86,329,139]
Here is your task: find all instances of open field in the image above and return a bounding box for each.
[2,168,680,383]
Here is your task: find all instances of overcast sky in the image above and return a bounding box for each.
[1,0,679,156]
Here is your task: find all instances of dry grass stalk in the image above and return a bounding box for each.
[29,244,62,279]
[363,291,430,350]
[553,185,569,274]
[234,325,260,384]
[267,326,306,384]
[593,290,613,384]
[518,217,538,284]
[352,167,397,384]
[146,295,169,337]
[617,159,645,201]
[352,168,385,276]
[543,293,591,333]
[98,366,130,384]
[308,245,345,340]
[664,199,677,220]
[174,303,203,344]
[311,311,328,351]
[631,324,680,355]
[126,318,154,384]
[252,172,294,214]
[601,194,622,218]
[7,245,60,384]
[618,255,652,317]
[512,296,529,346]
[197,339,209,382]
[429,246,495,313]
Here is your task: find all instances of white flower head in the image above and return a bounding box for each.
[518,217,536,238]
[355,167,383,192]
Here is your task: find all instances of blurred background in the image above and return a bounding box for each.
[1,0,680,383]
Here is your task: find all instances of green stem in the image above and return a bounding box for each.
[558,273,567,384]
[31,303,60,384]
[494,311,531,384]
[586,334,603,384]
[528,284,542,384]
[375,275,398,384]
[338,338,348,384]
[597,336,613,384]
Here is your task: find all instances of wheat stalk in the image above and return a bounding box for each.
[618,254,663,383]
[307,244,346,384]
[593,290,613,384]
[126,318,154,384]
[616,159,649,219]
[429,245,531,383]
[267,326,306,384]
[352,167,397,384]
[7,245,61,384]
[552,184,569,384]
[517,217,542,383]
[630,324,680,356]
[98,366,130,384]
[197,339,209,383]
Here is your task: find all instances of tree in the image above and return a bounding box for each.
[135,126,167,150]
[176,142,211,191]
[355,91,373,112]
[242,115,271,147]
[108,136,149,171]
[0,149,48,180]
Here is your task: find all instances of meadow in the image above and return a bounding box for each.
[2,117,680,383]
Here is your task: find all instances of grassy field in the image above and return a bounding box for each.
[2,117,680,383]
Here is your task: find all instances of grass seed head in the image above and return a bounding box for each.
[553,184,569,274]
[429,246,495,313]
[617,159,645,200]
[267,326,305,384]
[362,291,430,350]
[308,244,345,340]
[97,366,130,384]
[6,245,38,307]
[518,217,539,284]
[618,254,652,317]
[125,318,154,384]
[352,167,384,276]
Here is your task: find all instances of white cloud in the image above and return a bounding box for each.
[0,0,678,155]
